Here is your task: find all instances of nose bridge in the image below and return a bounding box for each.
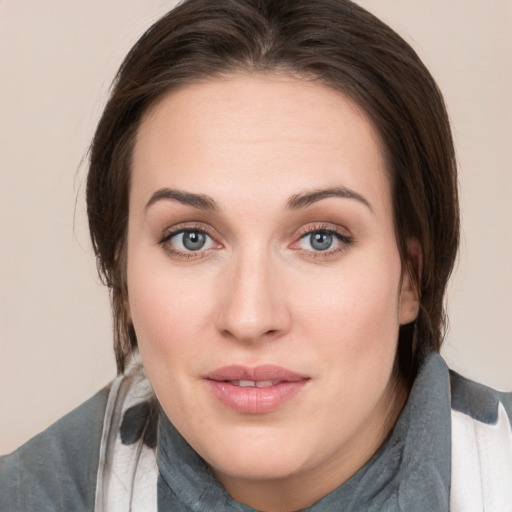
[216,244,289,342]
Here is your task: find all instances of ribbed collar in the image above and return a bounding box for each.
[157,353,451,511]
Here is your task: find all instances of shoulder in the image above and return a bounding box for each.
[0,385,110,512]
[449,369,512,424]
[449,370,512,512]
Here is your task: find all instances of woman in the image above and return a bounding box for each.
[1,0,511,510]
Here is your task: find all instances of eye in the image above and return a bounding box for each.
[174,230,210,251]
[302,231,337,251]
[161,228,219,256]
[291,226,352,257]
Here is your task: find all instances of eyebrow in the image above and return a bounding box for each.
[144,185,372,213]
[145,188,217,211]
[286,186,372,212]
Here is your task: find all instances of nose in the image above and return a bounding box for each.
[215,249,292,344]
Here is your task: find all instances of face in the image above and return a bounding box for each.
[126,74,419,507]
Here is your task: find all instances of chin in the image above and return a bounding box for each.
[195,428,317,481]
[210,453,308,482]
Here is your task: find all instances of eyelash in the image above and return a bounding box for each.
[157,222,353,260]
[158,223,220,260]
[292,224,353,259]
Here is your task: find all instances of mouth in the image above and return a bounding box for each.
[228,380,281,387]
[204,365,310,414]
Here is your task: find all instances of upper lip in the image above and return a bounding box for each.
[205,365,309,382]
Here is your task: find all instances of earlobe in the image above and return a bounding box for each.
[399,239,422,325]
[399,275,420,325]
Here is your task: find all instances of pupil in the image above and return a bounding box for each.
[311,232,332,251]
[183,231,206,250]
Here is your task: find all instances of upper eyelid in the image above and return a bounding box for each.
[159,222,218,243]
[164,228,212,243]
[291,223,353,252]
[294,222,351,239]
[163,226,209,238]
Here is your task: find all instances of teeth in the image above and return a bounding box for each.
[239,380,256,387]
[230,380,279,387]
[256,380,275,388]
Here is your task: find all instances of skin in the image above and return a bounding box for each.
[126,73,420,512]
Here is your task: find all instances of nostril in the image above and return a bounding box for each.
[215,292,292,343]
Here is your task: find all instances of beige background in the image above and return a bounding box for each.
[1,0,511,455]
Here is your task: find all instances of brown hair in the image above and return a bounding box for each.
[87,0,459,377]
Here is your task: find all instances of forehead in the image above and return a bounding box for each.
[131,73,390,214]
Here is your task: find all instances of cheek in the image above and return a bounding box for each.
[126,250,215,361]
[294,251,402,378]
[300,261,401,339]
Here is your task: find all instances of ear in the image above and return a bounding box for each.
[399,238,422,325]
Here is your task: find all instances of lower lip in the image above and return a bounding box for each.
[205,380,308,414]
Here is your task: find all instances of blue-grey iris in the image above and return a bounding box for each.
[310,231,333,251]
[182,231,206,250]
